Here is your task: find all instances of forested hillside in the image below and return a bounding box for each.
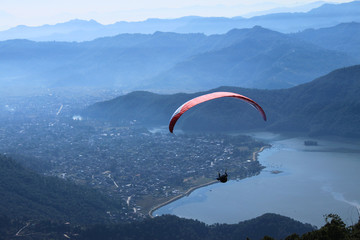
[0,154,123,224]
[85,65,360,137]
[0,24,358,93]
[1,212,359,240]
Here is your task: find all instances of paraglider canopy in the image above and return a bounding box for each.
[169,91,266,133]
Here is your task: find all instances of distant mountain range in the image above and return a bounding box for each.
[0,23,359,92]
[291,22,360,60]
[84,65,360,137]
[146,25,358,90]
[0,1,359,41]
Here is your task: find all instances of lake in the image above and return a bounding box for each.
[153,132,360,227]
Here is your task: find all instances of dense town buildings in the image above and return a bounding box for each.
[0,93,266,221]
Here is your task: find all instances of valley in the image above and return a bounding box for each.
[0,93,266,221]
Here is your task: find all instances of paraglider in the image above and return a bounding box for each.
[217,170,228,183]
[168,91,266,133]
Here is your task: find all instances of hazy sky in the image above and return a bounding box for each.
[0,0,354,30]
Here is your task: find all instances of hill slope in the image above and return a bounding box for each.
[148,26,355,90]
[274,65,360,136]
[0,154,123,224]
[0,26,358,93]
[85,65,360,137]
[292,22,360,61]
[78,214,314,240]
[0,213,315,239]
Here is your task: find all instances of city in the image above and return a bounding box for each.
[0,92,267,221]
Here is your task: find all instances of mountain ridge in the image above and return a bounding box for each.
[291,21,360,60]
[1,24,358,93]
[146,26,356,90]
[0,1,359,42]
[84,65,360,137]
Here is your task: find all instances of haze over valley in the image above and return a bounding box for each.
[1,1,360,239]
[1,20,359,93]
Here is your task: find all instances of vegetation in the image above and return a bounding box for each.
[278,214,360,240]
[1,213,359,240]
[0,107,266,220]
[0,154,123,224]
[85,65,360,138]
[78,214,313,240]
[1,22,359,93]
[3,152,358,239]
[0,214,315,240]
[291,22,360,61]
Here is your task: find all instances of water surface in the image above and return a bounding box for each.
[154,133,360,227]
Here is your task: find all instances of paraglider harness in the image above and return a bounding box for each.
[217,170,228,183]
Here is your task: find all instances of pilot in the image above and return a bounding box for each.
[217,170,228,183]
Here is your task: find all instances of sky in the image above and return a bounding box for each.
[0,0,355,30]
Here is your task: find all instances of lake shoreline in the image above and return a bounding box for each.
[150,134,360,227]
[148,180,218,218]
[148,145,269,218]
